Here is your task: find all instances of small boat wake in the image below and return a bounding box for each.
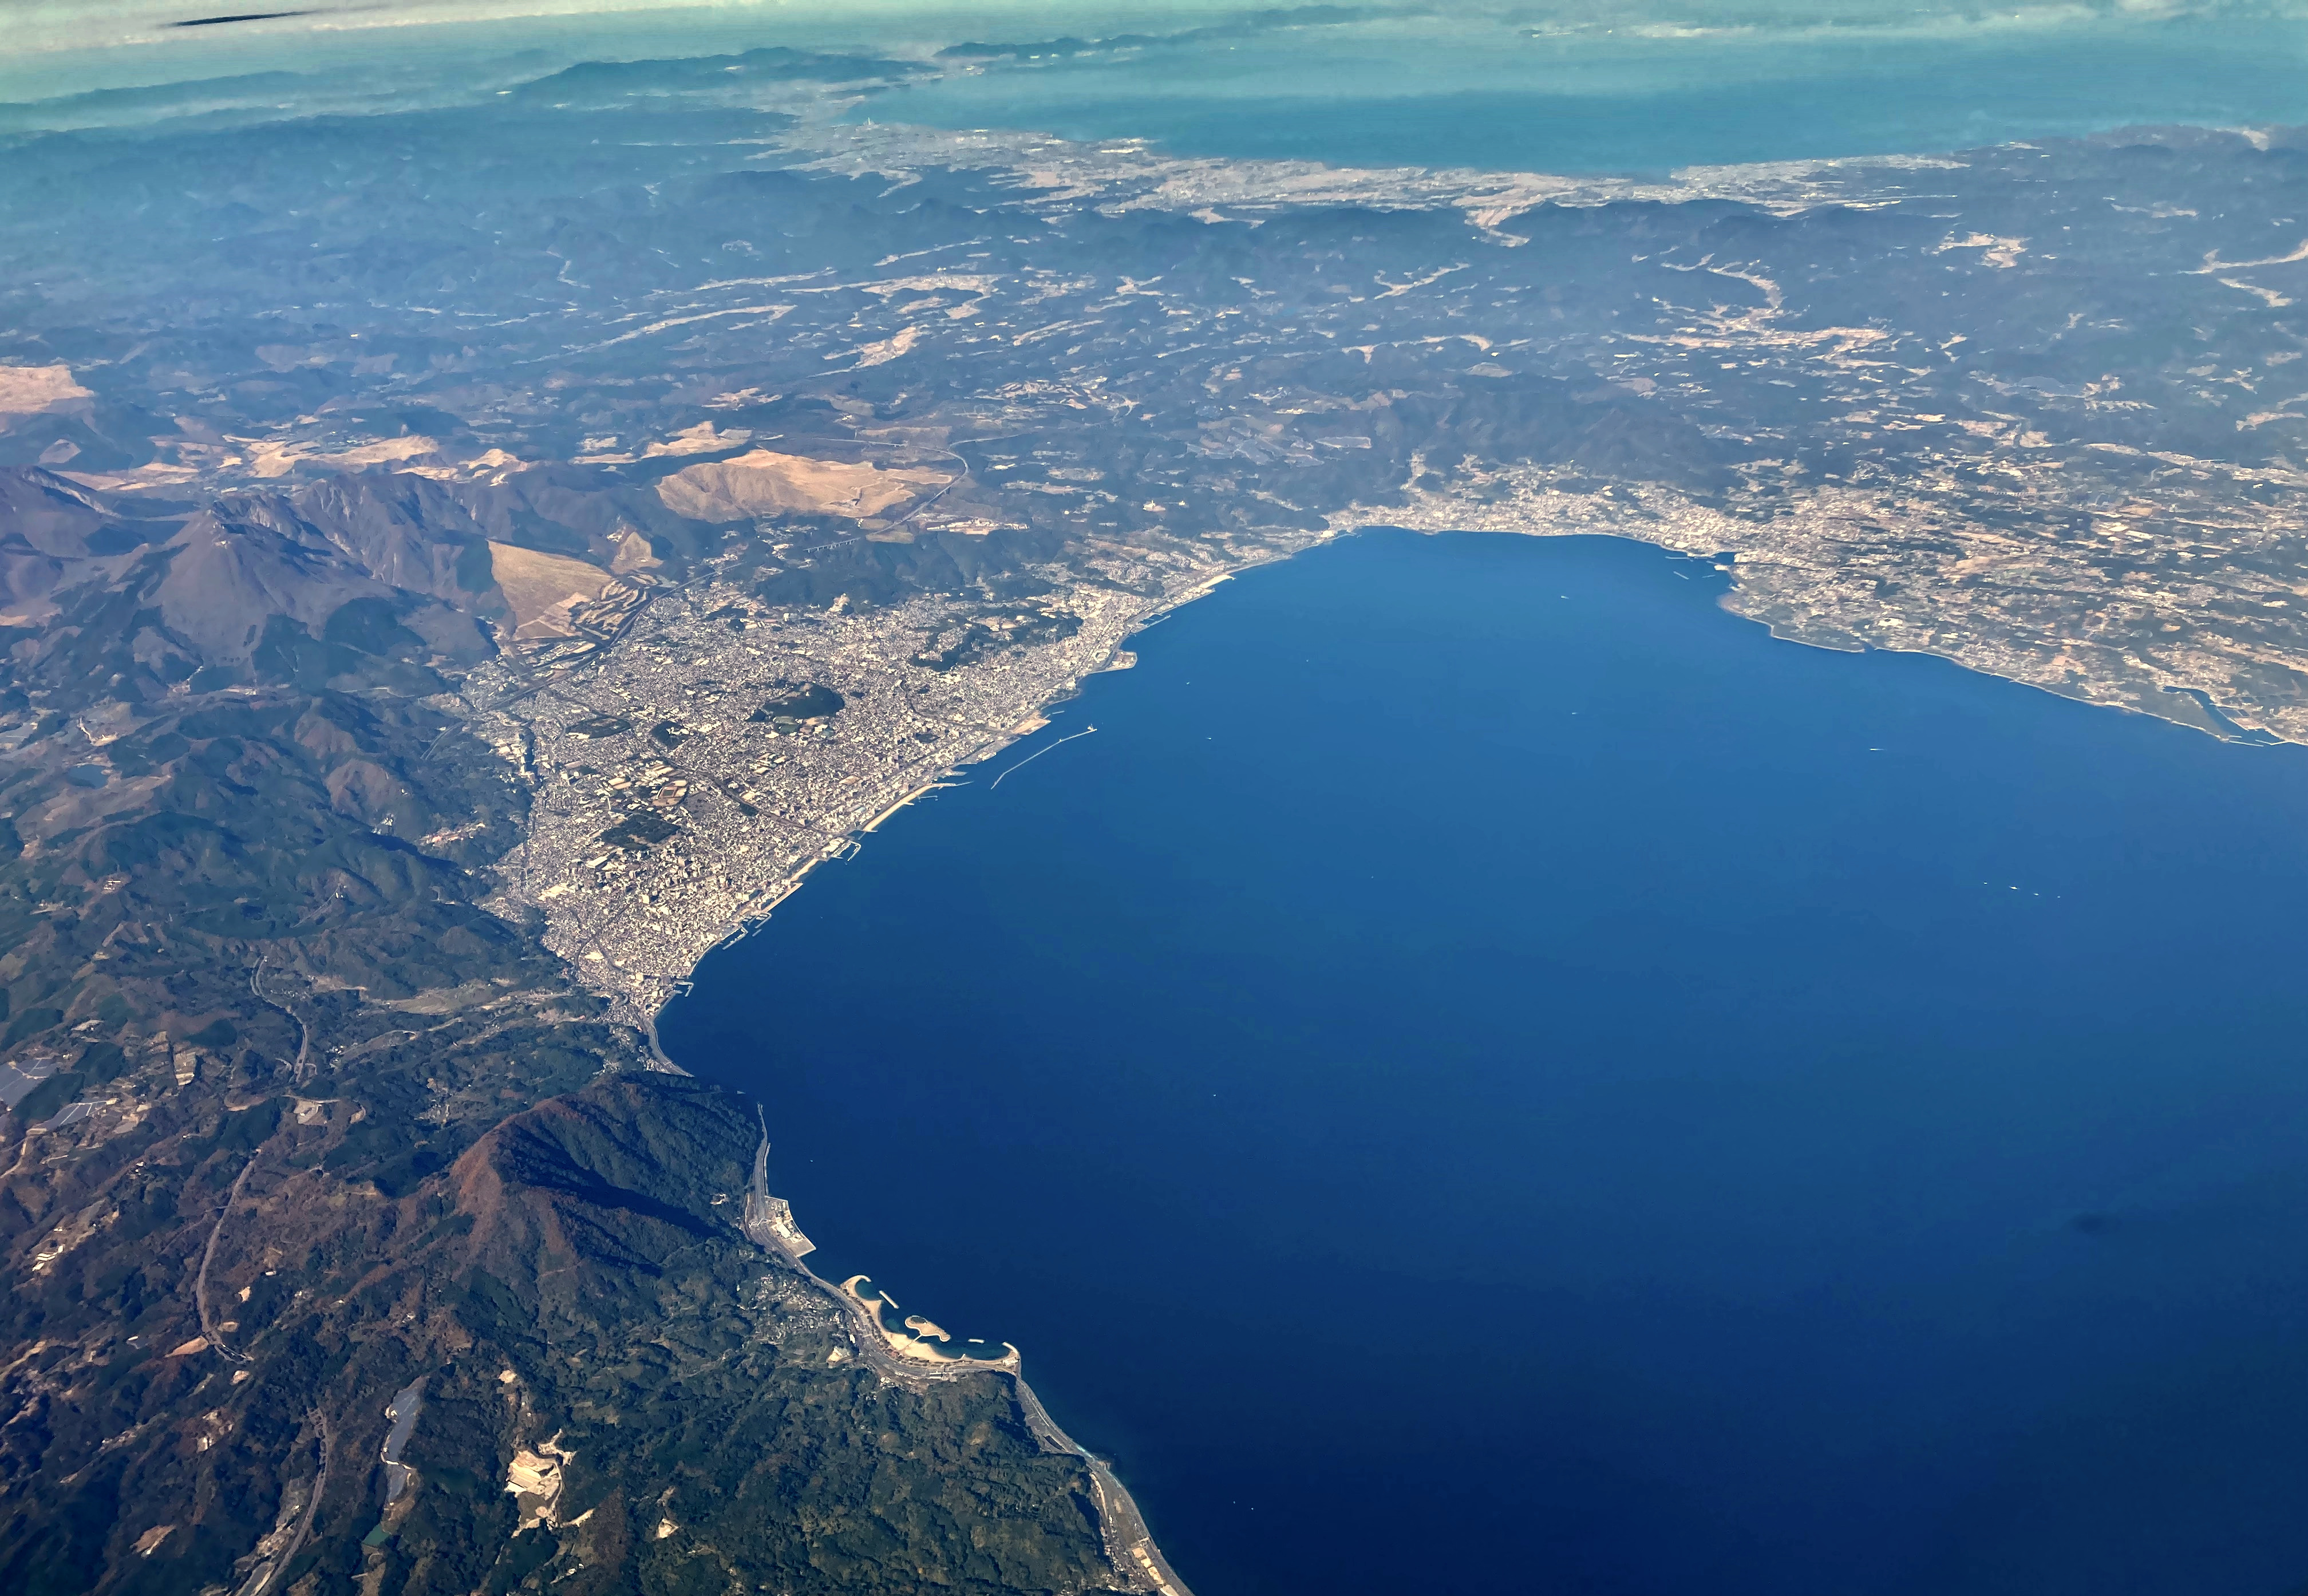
[991,725,1098,790]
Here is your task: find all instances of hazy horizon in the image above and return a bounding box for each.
[9,0,2306,110]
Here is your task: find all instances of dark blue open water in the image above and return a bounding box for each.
[662,531,2308,1596]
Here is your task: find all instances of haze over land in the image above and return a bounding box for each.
[1,5,2306,1594]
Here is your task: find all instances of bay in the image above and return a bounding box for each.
[661,531,2308,1596]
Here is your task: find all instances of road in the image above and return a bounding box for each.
[194,1158,258,1364]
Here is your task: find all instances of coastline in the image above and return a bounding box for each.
[740,1116,1194,1596]
[571,543,1358,1591]
[9,18,2307,1590]
[1345,472,2308,751]
[497,537,1341,1596]
[592,500,2300,1594]
[682,524,2308,1596]
[499,531,1331,1038]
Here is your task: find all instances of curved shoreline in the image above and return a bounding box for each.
[575,551,1323,1595]
[618,507,2298,1596]
[739,1116,1193,1595]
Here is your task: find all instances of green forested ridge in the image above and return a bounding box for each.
[0,473,1131,1594]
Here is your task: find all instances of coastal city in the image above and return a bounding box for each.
[472,547,1308,1025]
[3,29,2307,1596]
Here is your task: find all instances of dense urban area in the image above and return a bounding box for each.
[0,23,2302,1596]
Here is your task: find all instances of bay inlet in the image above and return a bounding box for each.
[663,530,2308,1596]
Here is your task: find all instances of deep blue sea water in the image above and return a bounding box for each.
[864,15,2308,173]
[662,531,2308,1596]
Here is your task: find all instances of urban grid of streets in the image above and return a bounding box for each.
[473,540,1320,1029]
[390,109,2308,1040]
